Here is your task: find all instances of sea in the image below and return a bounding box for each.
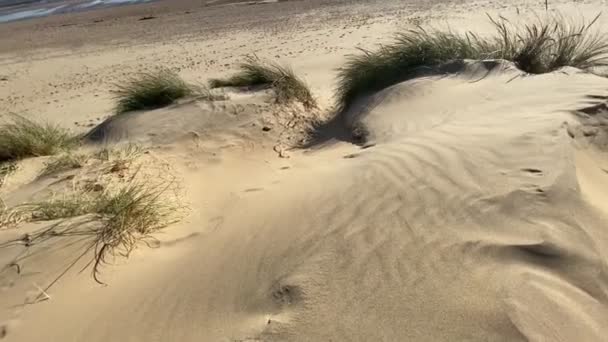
[0,0,154,23]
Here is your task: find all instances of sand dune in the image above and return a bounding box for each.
[2,59,608,341]
[2,0,608,341]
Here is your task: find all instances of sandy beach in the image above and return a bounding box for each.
[2,0,608,341]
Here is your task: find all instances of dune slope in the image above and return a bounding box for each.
[2,60,608,341]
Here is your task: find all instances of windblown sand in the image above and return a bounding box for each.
[2,0,608,341]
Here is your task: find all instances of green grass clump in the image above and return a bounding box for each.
[488,14,608,73]
[336,14,608,111]
[94,180,173,238]
[0,114,80,162]
[113,69,196,114]
[91,181,174,279]
[209,56,317,108]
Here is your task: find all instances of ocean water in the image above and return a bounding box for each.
[0,0,153,23]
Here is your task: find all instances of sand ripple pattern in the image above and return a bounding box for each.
[5,63,608,342]
[246,65,608,341]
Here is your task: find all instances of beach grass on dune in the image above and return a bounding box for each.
[89,180,176,282]
[209,56,317,108]
[1,197,28,229]
[488,14,608,72]
[0,114,80,162]
[94,143,144,174]
[23,178,177,283]
[113,69,195,114]
[38,153,88,178]
[31,195,95,221]
[336,14,608,111]
[336,29,483,112]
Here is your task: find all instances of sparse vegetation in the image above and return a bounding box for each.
[1,197,27,229]
[30,195,95,221]
[209,56,317,108]
[488,14,608,73]
[0,141,179,284]
[37,144,145,179]
[336,14,608,111]
[94,143,143,173]
[113,69,196,114]
[17,176,178,283]
[0,114,80,162]
[0,161,16,187]
[39,153,87,178]
[89,180,176,281]
[95,143,143,162]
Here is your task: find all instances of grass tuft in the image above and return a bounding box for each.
[90,180,175,281]
[0,114,80,162]
[337,29,482,111]
[39,153,87,178]
[94,143,143,173]
[336,14,608,111]
[30,195,94,221]
[113,69,195,114]
[209,56,317,108]
[1,197,27,229]
[22,177,179,283]
[487,14,608,73]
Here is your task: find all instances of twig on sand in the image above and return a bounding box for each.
[8,262,20,274]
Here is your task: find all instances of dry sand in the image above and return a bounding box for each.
[2,0,608,341]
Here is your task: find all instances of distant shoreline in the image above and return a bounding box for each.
[0,0,154,23]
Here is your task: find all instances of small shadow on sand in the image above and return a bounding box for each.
[160,232,201,247]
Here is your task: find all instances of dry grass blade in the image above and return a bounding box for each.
[95,143,143,162]
[0,114,80,162]
[94,143,144,173]
[0,197,28,229]
[39,153,87,178]
[209,56,317,108]
[29,195,95,221]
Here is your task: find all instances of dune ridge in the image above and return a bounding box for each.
[2,58,608,341]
